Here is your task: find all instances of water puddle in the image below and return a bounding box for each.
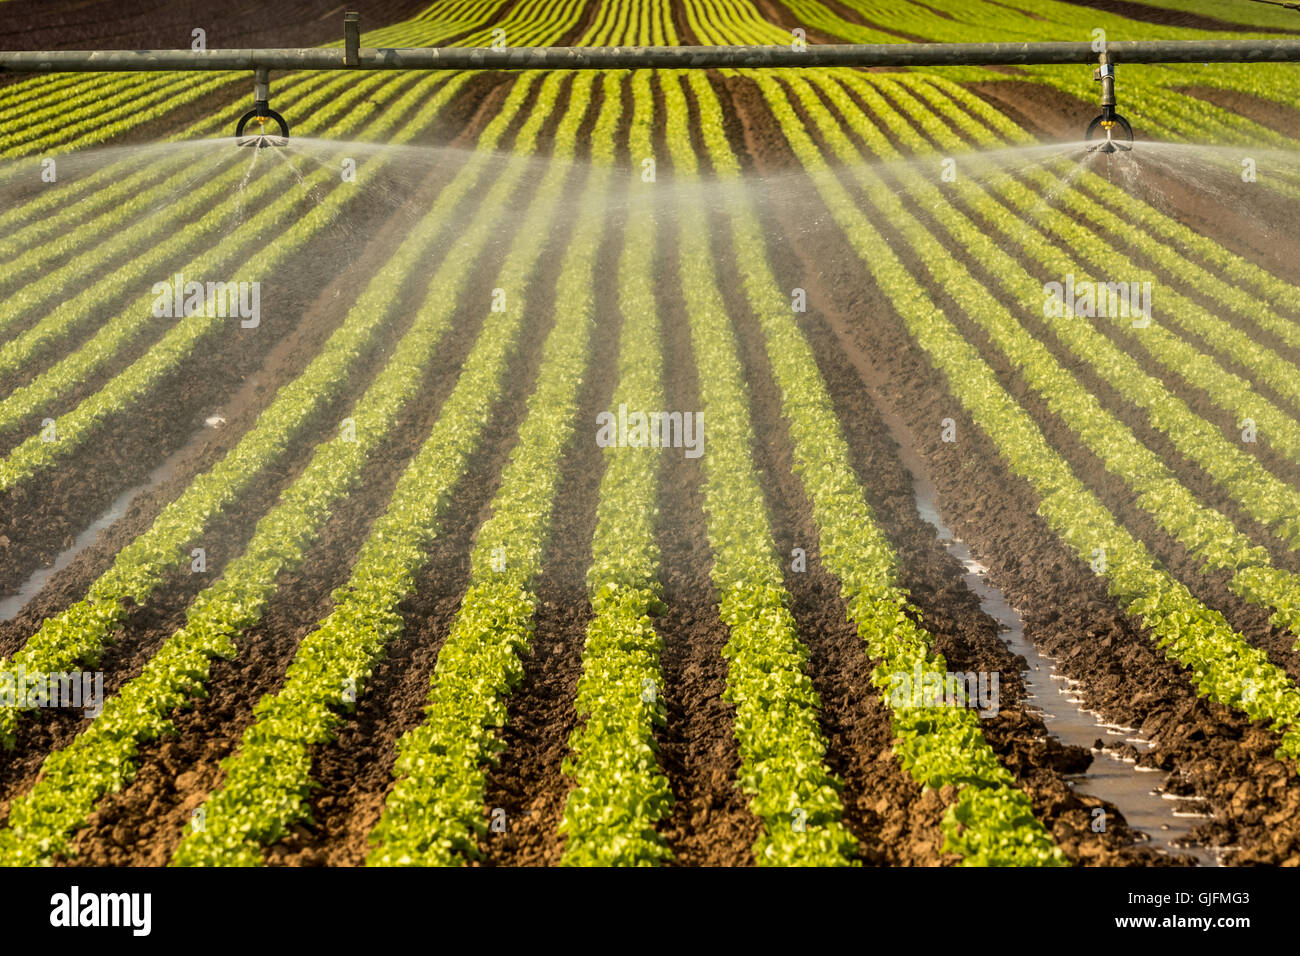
[911,492,1226,866]
[0,427,201,624]
[844,349,1225,865]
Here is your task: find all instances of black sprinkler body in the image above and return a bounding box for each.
[1086,52,1134,152]
[236,67,288,147]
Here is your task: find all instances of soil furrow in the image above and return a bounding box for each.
[0,75,518,811]
[0,74,509,601]
[267,72,601,867]
[746,73,1300,865]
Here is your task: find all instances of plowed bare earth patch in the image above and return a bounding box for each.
[723,74,1300,864]
[66,162,525,867]
[0,73,508,608]
[1058,0,1297,33]
[0,76,516,826]
[965,79,1094,143]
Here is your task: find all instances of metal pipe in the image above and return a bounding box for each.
[1097,51,1115,108]
[6,37,1300,73]
[253,66,270,105]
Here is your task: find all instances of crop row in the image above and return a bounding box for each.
[832,72,1300,643]
[799,0,1300,198]
[765,71,1300,764]
[0,0,508,159]
[170,70,600,867]
[684,66,1065,863]
[895,76,1300,331]
[0,0,510,255]
[367,74,617,867]
[0,71,561,863]
[664,72,858,866]
[0,70,410,326]
[0,68,465,495]
[558,69,674,867]
[0,71,495,748]
[680,1,1069,864]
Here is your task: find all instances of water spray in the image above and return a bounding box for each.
[1085,51,1134,153]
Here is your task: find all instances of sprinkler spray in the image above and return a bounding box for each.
[1085,51,1134,152]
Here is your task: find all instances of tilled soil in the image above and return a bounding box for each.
[6,2,1300,870]
[66,81,544,868]
[0,0,435,51]
[714,71,1172,865]
[716,71,1300,864]
[0,74,519,819]
[0,73,508,601]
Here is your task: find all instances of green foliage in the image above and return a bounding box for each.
[688,68,1063,866]
[362,72,621,867]
[559,71,673,867]
[0,73,481,752]
[665,74,857,867]
[761,72,1300,770]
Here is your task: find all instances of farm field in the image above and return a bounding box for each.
[2,0,1300,875]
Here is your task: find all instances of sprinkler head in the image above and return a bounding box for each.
[1085,111,1134,153]
[235,109,289,147]
[236,69,289,146]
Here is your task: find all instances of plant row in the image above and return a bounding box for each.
[0,71,500,747]
[704,69,1063,865]
[768,72,1300,765]
[367,75,618,867]
[170,71,608,867]
[830,72,1300,641]
[558,69,673,867]
[0,70,569,864]
[662,73,858,866]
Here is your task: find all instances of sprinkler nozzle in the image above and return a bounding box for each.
[236,67,289,146]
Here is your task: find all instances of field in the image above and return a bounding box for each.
[2,0,1300,870]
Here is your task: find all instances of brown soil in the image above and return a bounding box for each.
[267,74,604,868]
[6,1,1300,871]
[0,75,517,816]
[0,0,436,51]
[1176,86,1300,140]
[716,71,1173,865]
[0,73,505,607]
[64,86,554,868]
[727,70,1300,864]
